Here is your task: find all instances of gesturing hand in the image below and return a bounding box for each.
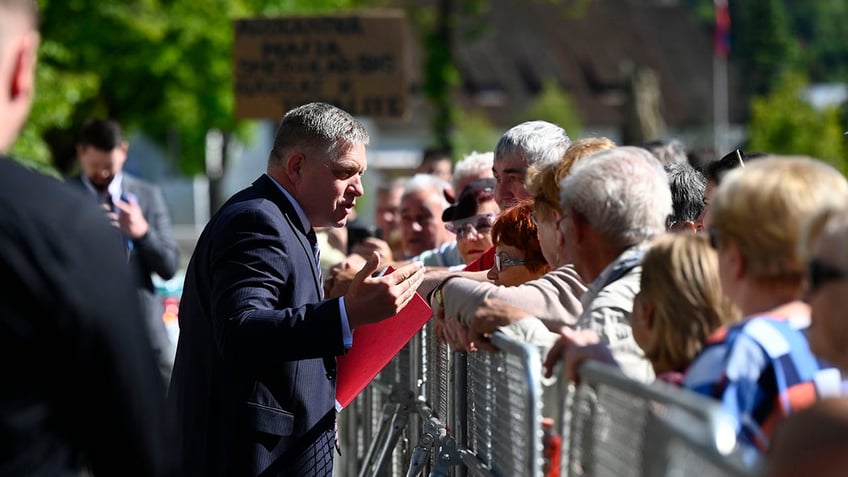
[344,251,425,329]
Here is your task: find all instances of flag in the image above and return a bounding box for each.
[714,0,731,58]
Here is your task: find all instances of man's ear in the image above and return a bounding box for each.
[571,208,588,245]
[285,152,306,182]
[9,31,39,104]
[670,220,698,234]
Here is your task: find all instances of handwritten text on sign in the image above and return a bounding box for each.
[233,12,409,119]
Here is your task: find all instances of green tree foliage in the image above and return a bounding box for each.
[747,72,847,172]
[783,0,848,82]
[513,78,583,138]
[12,0,384,176]
[451,109,501,160]
[732,0,798,96]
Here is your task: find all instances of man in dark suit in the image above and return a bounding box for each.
[67,118,180,380]
[0,1,177,475]
[168,102,426,476]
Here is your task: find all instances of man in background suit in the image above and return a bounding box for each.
[0,1,176,475]
[168,102,426,476]
[67,118,180,380]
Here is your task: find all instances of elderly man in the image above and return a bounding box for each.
[435,146,671,383]
[328,120,572,293]
[399,173,460,266]
[543,146,672,381]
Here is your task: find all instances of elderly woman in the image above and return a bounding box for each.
[431,137,616,351]
[441,178,499,266]
[486,200,551,286]
[683,156,848,453]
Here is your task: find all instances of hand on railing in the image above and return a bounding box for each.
[469,298,536,352]
[543,328,618,385]
[443,314,477,352]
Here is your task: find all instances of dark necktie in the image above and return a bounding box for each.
[306,229,323,297]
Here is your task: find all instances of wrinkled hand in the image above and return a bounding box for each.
[428,284,474,352]
[543,328,609,384]
[469,298,531,352]
[344,252,425,328]
[115,197,149,239]
[324,254,367,298]
[443,314,475,352]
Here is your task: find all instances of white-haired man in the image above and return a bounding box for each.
[433,146,671,383]
[542,146,672,382]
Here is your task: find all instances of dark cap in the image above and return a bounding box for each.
[441,178,496,222]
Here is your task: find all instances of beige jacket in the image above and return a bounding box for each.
[438,264,587,333]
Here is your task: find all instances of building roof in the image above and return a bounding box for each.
[398,0,745,131]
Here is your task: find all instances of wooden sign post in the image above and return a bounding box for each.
[233,10,410,119]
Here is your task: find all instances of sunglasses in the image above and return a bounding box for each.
[806,259,848,295]
[494,251,526,272]
[445,213,496,240]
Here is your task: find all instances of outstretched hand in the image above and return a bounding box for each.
[344,251,425,329]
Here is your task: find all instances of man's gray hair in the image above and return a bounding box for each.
[495,120,571,168]
[403,173,452,210]
[559,146,672,247]
[452,151,494,191]
[269,102,369,165]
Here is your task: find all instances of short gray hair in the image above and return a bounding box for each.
[494,121,571,169]
[452,151,494,191]
[559,146,672,247]
[269,102,369,165]
[402,173,452,210]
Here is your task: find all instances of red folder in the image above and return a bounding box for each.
[335,268,432,411]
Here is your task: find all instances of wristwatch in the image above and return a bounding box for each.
[434,286,445,306]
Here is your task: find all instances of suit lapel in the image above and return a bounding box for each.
[254,175,324,300]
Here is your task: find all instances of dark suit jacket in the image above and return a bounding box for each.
[66,173,180,357]
[168,174,346,476]
[0,157,176,476]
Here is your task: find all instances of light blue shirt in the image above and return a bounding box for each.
[266,174,353,348]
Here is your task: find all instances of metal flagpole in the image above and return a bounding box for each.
[713,0,731,158]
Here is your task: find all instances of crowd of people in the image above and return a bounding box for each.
[3,1,848,476]
[322,124,848,474]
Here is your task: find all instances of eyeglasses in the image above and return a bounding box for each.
[806,259,848,295]
[494,251,526,272]
[445,213,496,240]
[530,212,540,227]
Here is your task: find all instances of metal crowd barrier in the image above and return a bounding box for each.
[338,322,759,477]
[459,332,545,477]
[338,327,545,477]
[562,360,760,477]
